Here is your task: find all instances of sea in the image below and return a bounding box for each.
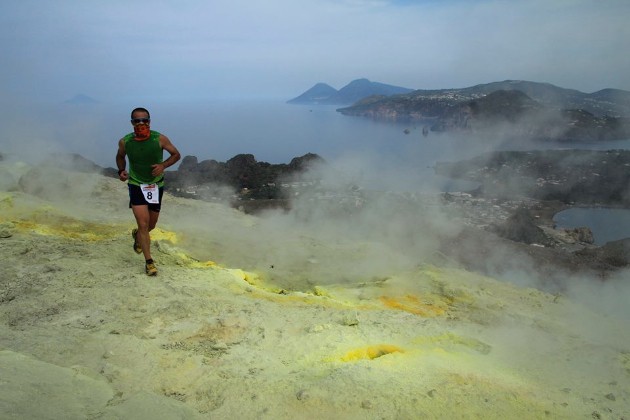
[554,208,630,246]
[2,99,630,242]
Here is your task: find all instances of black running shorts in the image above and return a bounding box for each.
[128,183,164,212]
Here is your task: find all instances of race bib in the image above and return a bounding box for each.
[140,183,159,204]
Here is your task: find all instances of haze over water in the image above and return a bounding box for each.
[4,99,630,194]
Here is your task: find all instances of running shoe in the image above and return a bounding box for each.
[145,261,158,276]
[131,228,142,254]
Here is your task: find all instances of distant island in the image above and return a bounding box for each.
[287,78,413,105]
[290,79,630,142]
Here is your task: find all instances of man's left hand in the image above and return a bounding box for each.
[151,163,165,177]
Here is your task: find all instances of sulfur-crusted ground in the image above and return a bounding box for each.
[0,163,629,419]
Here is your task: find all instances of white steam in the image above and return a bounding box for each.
[0,100,628,322]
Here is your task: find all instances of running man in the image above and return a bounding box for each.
[116,107,181,275]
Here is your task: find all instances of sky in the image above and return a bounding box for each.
[2,0,630,313]
[1,0,630,103]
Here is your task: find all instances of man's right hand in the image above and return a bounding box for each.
[119,170,128,181]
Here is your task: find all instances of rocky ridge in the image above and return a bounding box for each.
[336,81,630,142]
[338,80,630,118]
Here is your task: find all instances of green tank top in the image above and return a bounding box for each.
[123,130,165,186]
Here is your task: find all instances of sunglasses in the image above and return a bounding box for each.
[131,118,150,124]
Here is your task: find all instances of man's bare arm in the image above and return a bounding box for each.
[116,139,128,181]
[152,134,181,176]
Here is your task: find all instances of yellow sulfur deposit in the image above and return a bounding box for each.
[340,344,404,362]
[229,268,261,286]
[379,294,450,317]
[167,249,217,268]
[14,218,120,241]
[150,228,179,244]
[228,269,288,295]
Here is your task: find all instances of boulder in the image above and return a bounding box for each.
[564,227,594,244]
[178,155,199,172]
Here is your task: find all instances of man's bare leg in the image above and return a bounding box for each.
[148,209,160,232]
[131,205,159,275]
[131,205,151,259]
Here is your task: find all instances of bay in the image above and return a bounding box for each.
[554,208,630,246]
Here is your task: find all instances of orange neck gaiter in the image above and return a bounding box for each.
[134,125,151,140]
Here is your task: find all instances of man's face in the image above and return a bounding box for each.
[131,111,150,127]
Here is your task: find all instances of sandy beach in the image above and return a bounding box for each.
[0,161,629,419]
